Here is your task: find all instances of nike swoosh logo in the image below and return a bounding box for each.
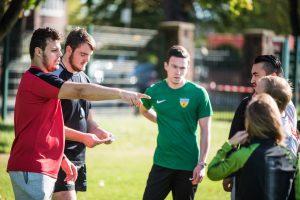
[156,100,166,104]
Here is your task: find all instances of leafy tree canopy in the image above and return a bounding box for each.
[69,0,297,35]
[200,0,291,34]
[0,0,43,42]
[69,0,253,28]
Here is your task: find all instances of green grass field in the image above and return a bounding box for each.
[0,114,231,200]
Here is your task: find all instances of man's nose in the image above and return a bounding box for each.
[250,76,255,84]
[85,55,91,63]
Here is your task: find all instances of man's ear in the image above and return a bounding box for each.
[35,47,42,58]
[66,46,73,55]
[164,62,167,70]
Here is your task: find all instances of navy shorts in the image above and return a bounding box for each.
[54,163,87,192]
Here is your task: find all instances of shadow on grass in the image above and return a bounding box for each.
[0,123,14,153]
[213,111,234,122]
[0,123,14,132]
[213,117,233,122]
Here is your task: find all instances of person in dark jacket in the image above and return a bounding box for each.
[51,27,115,200]
[223,55,297,198]
[208,93,296,200]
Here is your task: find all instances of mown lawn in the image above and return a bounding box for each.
[0,114,231,200]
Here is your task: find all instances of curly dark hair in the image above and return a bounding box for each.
[29,27,61,59]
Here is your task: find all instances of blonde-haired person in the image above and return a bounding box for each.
[255,76,292,112]
[256,76,299,157]
[256,76,299,200]
[207,94,296,200]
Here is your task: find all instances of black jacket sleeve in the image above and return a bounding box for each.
[228,96,252,139]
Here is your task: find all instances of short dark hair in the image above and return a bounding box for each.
[166,45,190,63]
[64,27,96,53]
[254,55,284,77]
[29,27,61,59]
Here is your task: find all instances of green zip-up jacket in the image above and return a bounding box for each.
[208,138,296,200]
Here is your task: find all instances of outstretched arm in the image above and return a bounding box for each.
[58,82,150,107]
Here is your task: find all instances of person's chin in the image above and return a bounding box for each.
[49,65,59,72]
[75,65,85,72]
[175,78,184,83]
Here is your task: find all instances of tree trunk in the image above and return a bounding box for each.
[10,19,26,60]
[0,0,26,42]
[289,0,300,36]
[162,0,194,22]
